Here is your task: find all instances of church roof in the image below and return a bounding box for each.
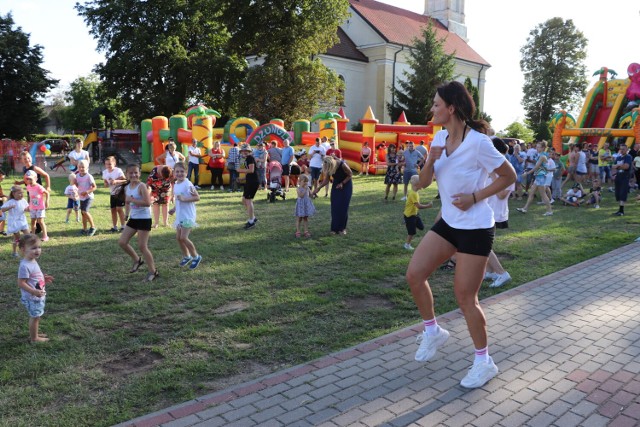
[326,27,369,62]
[348,0,490,66]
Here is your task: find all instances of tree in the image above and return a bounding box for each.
[0,13,58,139]
[520,18,588,140]
[387,21,456,124]
[62,74,133,130]
[76,0,246,123]
[239,57,344,125]
[502,121,535,142]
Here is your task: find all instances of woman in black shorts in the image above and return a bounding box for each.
[238,144,259,229]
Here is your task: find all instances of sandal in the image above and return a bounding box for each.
[129,257,144,273]
[304,231,311,238]
[295,231,301,238]
[143,269,159,282]
[439,259,456,271]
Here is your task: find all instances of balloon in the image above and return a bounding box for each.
[40,144,46,152]
[45,144,51,149]
[45,149,51,156]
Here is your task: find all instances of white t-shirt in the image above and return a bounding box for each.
[524,148,538,170]
[432,129,507,229]
[165,151,178,168]
[173,179,198,228]
[486,177,515,223]
[3,198,29,234]
[188,145,201,165]
[545,158,556,178]
[308,145,326,168]
[102,167,125,195]
[577,151,588,173]
[126,183,151,219]
[69,150,90,165]
[76,172,96,201]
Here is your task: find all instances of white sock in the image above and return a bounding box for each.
[423,318,439,336]
[474,346,489,364]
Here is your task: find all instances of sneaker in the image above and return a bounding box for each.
[87,227,97,236]
[415,327,450,362]
[12,252,19,258]
[614,211,624,216]
[118,227,125,232]
[195,185,201,190]
[76,218,81,222]
[403,243,414,251]
[0,231,6,236]
[516,208,527,213]
[179,256,193,267]
[79,229,87,236]
[210,185,215,190]
[460,357,499,388]
[189,255,202,269]
[484,271,498,281]
[220,186,224,191]
[244,220,256,230]
[489,271,511,288]
[594,205,600,209]
[550,198,555,204]
[41,236,49,242]
[401,196,407,201]
[64,219,69,224]
[542,211,553,216]
[109,227,119,233]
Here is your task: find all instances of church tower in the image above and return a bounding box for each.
[424,0,467,41]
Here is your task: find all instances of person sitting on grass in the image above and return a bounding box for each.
[560,183,584,207]
[403,174,433,251]
[584,179,602,209]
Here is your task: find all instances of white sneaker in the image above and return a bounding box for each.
[550,198,555,204]
[403,243,414,251]
[220,186,224,191]
[401,196,407,201]
[484,271,498,281]
[210,185,215,190]
[415,327,450,362]
[489,271,511,288]
[542,211,553,216]
[594,204,600,209]
[460,357,499,388]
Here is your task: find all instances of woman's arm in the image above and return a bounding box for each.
[335,163,352,190]
[33,166,51,190]
[453,160,516,211]
[417,146,443,189]
[155,152,166,164]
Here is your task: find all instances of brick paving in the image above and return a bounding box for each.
[116,242,640,427]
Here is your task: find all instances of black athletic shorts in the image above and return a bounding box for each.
[431,218,494,257]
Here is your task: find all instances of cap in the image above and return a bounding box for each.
[239,143,252,152]
[24,170,37,179]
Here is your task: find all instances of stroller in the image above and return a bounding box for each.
[267,161,286,203]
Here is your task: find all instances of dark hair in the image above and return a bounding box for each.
[19,234,40,250]
[436,81,489,134]
[491,138,508,155]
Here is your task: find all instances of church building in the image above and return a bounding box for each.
[321,0,490,124]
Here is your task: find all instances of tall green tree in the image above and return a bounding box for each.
[387,22,456,124]
[62,74,133,130]
[502,121,535,142]
[0,14,58,139]
[76,0,246,123]
[520,18,588,140]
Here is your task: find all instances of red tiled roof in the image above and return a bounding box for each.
[326,27,369,62]
[348,0,489,66]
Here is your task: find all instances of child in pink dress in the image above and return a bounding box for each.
[24,170,50,242]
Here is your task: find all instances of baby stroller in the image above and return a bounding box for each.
[267,161,286,203]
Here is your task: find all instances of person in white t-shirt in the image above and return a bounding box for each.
[101,156,127,232]
[308,138,326,194]
[187,139,202,189]
[405,81,515,389]
[68,139,90,171]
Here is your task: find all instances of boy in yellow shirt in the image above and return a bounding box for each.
[404,175,433,250]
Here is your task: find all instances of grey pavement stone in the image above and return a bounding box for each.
[160,415,200,427]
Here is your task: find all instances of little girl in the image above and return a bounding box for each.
[0,170,6,236]
[118,164,158,282]
[169,162,202,269]
[64,173,80,223]
[147,165,173,228]
[294,174,316,238]
[1,186,30,257]
[24,170,50,242]
[76,160,97,236]
[17,234,54,343]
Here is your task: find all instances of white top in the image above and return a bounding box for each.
[432,128,507,229]
[524,148,538,170]
[126,182,151,219]
[486,177,515,223]
[172,179,198,228]
[102,167,125,195]
[69,149,90,164]
[76,172,96,201]
[308,145,326,168]
[64,184,79,200]
[165,151,178,168]
[188,145,201,164]
[577,151,588,173]
[545,158,556,178]
[3,198,29,234]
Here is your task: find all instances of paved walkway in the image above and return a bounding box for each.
[117,242,640,427]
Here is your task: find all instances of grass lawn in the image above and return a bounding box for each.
[0,171,638,426]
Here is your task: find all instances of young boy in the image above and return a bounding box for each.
[585,178,602,209]
[403,174,432,250]
[76,160,97,236]
[102,156,127,232]
[63,173,80,223]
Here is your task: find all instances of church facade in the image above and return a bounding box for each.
[321,0,489,125]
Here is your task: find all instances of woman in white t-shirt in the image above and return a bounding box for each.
[155,139,185,169]
[405,81,515,389]
[68,139,90,171]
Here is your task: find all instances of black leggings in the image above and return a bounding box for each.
[210,168,224,187]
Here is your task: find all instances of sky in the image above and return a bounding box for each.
[2,0,640,132]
